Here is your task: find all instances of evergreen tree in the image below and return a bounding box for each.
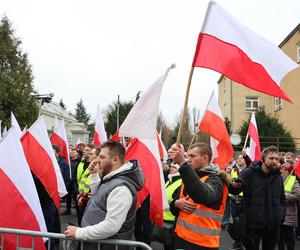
[74,99,90,125]
[59,98,67,110]
[237,107,295,152]
[0,16,38,128]
[104,99,134,137]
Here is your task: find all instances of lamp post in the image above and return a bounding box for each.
[31,93,54,116]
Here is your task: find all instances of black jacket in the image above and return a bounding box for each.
[230,161,286,230]
[170,163,225,217]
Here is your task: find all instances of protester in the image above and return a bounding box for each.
[151,163,182,250]
[230,146,286,250]
[228,151,251,250]
[76,143,94,225]
[278,165,300,250]
[64,140,144,250]
[52,144,71,215]
[70,148,81,205]
[170,142,230,250]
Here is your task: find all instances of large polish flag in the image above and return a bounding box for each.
[120,64,175,226]
[11,112,23,138]
[198,92,234,170]
[93,105,107,147]
[21,117,67,210]
[247,113,262,161]
[50,119,71,167]
[193,1,298,102]
[0,128,47,250]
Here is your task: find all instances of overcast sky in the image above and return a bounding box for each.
[1,0,299,127]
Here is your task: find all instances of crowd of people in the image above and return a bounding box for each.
[36,140,300,250]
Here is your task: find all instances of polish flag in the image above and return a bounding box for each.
[120,64,175,226]
[156,131,168,163]
[294,159,300,179]
[21,117,67,210]
[11,112,23,138]
[0,128,47,250]
[193,1,298,102]
[247,113,262,161]
[50,119,71,167]
[198,92,234,170]
[93,105,107,147]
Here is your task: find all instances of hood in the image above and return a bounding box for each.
[218,170,231,185]
[104,160,145,191]
[199,163,219,174]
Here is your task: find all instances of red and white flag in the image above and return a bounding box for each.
[294,159,300,179]
[156,131,168,163]
[198,92,234,170]
[93,105,107,147]
[247,113,262,161]
[120,64,175,226]
[11,112,23,138]
[21,117,67,210]
[193,1,298,102]
[50,119,71,167]
[0,128,47,250]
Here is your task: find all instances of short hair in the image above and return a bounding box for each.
[262,146,279,160]
[95,147,101,155]
[86,143,95,149]
[52,144,61,154]
[285,152,294,158]
[101,140,125,163]
[190,142,212,162]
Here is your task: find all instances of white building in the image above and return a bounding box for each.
[41,102,90,146]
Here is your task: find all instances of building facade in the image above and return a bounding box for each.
[218,24,300,140]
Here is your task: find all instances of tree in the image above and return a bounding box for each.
[74,99,90,125]
[157,112,173,148]
[171,108,193,148]
[59,98,67,110]
[104,99,134,137]
[237,107,295,152]
[0,16,38,128]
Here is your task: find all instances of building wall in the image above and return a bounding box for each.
[218,77,273,133]
[275,31,300,138]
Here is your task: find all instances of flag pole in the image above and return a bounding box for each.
[176,66,195,146]
[242,133,249,151]
[188,131,198,150]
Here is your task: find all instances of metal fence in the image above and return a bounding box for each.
[0,227,152,250]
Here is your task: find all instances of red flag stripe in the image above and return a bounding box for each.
[125,138,164,226]
[247,122,262,160]
[93,131,101,147]
[50,132,71,166]
[21,132,60,210]
[0,169,45,250]
[193,33,291,102]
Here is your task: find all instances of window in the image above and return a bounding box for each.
[245,96,259,112]
[297,43,300,63]
[275,97,282,111]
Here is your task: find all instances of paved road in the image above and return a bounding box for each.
[60,204,300,249]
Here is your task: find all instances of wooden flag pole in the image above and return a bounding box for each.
[242,133,249,151]
[188,132,198,150]
[176,66,195,146]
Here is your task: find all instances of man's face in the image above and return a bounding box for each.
[264,152,279,171]
[89,148,98,162]
[187,147,208,170]
[83,146,92,159]
[285,155,294,164]
[169,164,179,175]
[236,155,246,166]
[70,149,78,159]
[99,147,113,176]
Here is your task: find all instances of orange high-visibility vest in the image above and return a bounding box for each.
[175,175,228,248]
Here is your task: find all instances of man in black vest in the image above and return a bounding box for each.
[65,140,144,249]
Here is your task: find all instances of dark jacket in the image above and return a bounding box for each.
[58,156,70,189]
[170,163,228,216]
[230,161,286,230]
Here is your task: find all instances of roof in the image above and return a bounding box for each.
[42,102,78,123]
[279,23,300,48]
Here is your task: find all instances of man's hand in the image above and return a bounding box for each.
[175,196,196,214]
[88,158,101,174]
[64,226,78,238]
[168,145,186,166]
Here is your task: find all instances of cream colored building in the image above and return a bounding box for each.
[218,24,300,140]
